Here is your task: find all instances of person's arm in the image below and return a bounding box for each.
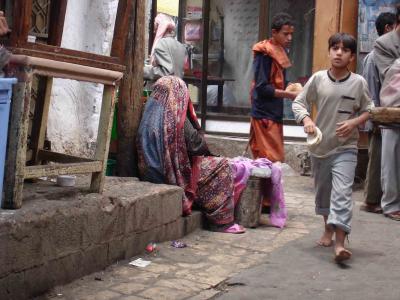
[0,11,10,36]
[0,11,11,70]
[254,54,298,100]
[253,54,275,98]
[362,53,380,106]
[0,46,10,69]
[292,75,317,133]
[374,33,398,82]
[184,119,211,157]
[274,88,298,100]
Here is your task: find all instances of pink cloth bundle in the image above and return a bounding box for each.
[230,157,287,228]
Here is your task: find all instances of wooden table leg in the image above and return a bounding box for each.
[30,77,53,165]
[90,85,116,193]
[2,79,32,209]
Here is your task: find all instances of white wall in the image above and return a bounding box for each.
[47,0,118,156]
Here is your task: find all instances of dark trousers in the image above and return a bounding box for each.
[363,128,382,205]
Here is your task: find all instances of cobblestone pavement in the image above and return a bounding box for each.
[39,175,342,300]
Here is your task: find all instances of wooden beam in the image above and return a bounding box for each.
[11,44,125,72]
[370,107,400,123]
[258,0,269,41]
[11,55,123,85]
[3,80,32,209]
[148,0,158,55]
[10,0,32,47]
[47,0,68,46]
[114,0,146,177]
[37,150,95,163]
[29,77,52,165]
[90,85,116,192]
[111,0,135,60]
[311,0,340,119]
[339,0,358,72]
[177,0,185,43]
[200,0,211,130]
[24,161,103,179]
[312,0,341,72]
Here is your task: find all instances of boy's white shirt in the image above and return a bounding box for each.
[292,70,373,158]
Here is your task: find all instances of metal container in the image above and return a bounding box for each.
[0,78,17,204]
[56,175,76,187]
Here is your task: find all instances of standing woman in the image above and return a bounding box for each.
[137,76,245,234]
[143,13,187,81]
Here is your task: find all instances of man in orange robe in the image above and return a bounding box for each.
[249,13,299,162]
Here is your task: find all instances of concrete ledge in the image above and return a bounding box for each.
[0,177,202,299]
[206,135,307,173]
[206,135,368,180]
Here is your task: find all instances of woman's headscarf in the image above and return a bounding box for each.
[150,13,176,64]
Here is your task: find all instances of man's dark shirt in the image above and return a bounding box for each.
[251,53,287,123]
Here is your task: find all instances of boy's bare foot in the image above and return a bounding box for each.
[334,246,352,262]
[316,232,333,247]
[316,225,334,247]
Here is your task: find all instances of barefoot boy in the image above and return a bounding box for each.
[292,33,372,262]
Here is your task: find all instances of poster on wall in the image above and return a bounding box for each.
[358,0,397,53]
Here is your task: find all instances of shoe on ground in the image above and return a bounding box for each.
[360,203,383,214]
[384,211,400,221]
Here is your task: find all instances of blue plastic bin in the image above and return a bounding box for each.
[0,78,17,205]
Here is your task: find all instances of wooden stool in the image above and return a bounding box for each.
[2,55,123,209]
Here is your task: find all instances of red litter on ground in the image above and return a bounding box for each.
[145,242,156,253]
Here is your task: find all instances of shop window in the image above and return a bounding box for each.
[31,0,51,40]
[357,0,397,72]
[181,0,315,123]
[145,0,315,126]
[268,0,315,120]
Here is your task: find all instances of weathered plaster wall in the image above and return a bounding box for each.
[222,0,259,106]
[47,0,118,156]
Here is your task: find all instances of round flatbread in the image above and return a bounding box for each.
[285,83,303,93]
[307,126,322,146]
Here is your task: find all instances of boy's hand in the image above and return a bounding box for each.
[302,116,316,134]
[336,119,357,137]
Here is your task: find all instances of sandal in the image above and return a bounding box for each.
[334,248,352,263]
[384,211,400,221]
[360,203,383,214]
[223,223,245,234]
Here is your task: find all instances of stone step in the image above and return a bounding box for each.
[0,177,202,299]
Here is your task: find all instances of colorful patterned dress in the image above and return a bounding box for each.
[137,76,235,229]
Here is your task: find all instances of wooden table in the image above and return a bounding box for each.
[3,55,123,209]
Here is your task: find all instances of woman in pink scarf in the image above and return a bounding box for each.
[144,14,187,81]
